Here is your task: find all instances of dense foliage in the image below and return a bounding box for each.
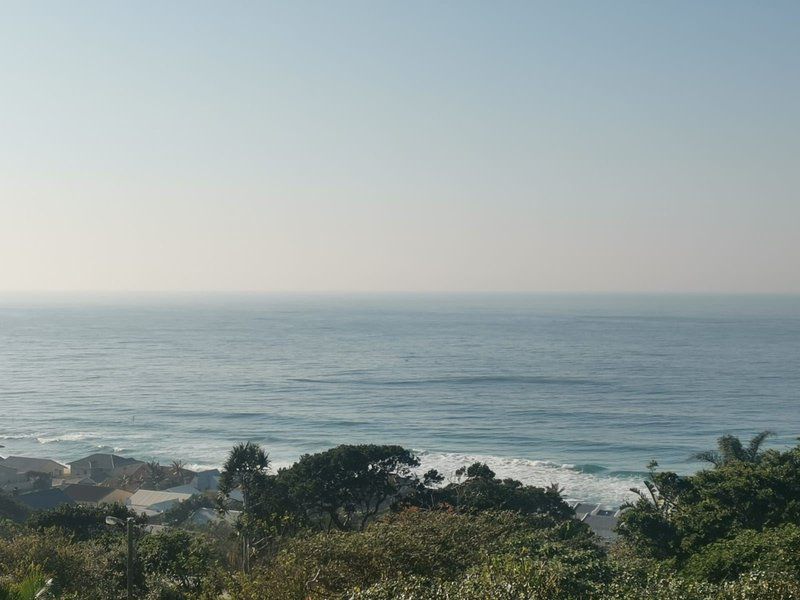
[618,432,800,560]
[2,435,800,599]
[407,461,574,520]
[27,503,145,540]
[0,495,26,524]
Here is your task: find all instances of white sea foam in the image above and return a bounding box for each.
[185,463,223,473]
[414,451,641,508]
[167,453,642,507]
[0,432,43,441]
[93,445,129,453]
[36,432,99,444]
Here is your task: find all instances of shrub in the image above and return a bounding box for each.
[682,524,800,583]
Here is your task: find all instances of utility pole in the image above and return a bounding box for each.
[106,516,136,600]
[126,517,135,600]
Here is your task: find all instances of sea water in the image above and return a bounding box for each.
[1,293,798,507]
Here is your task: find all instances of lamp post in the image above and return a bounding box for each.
[106,516,136,600]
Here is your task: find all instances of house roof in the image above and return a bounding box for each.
[62,484,120,503]
[53,476,96,487]
[128,489,194,510]
[0,456,66,474]
[109,463,147,480]
[571,502,600,518]
[69,454,141,471]
[17,488,75,511]
[165,484,202,495]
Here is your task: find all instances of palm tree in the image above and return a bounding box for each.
[170,460,187,484]
[692,431,774,468]
[218,442,270,574]
[146,460,166,487]
[219,442,270,511]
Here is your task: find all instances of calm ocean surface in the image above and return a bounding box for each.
[1,294,798,506]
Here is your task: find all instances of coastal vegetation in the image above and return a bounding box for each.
[1,433,799,599]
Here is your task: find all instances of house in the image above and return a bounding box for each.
[0,463,26,487]
[571,502,600,520]
[68,454,143,483]
[103,462,149,490]
[581,509,620,541]
[569,502,622,541]
[53,475,96,488]
[96,487,133,505]
[191,469,221,492]
[62,484,133,506]
[127,489,194,516]
[165,484,203,495]
[0,456,68,478]
[16,488,75,511]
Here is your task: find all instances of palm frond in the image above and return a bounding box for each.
[747,430,775,460]
[691,450,721,466]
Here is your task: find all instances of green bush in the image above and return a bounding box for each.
[0,529,125,599]
[682,524,800,583]
[213,509,602,599]
[26,503,143,541]
[617,443,800,560]
[138,529,219,594]
[0,495,27,524]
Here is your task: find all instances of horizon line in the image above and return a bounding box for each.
[1,290,799,297]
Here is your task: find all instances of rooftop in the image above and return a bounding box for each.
[69,453,141,470]
[17,488,75,511]
[63,484,121,504]
[0,456,67,474]
[128,489,195,509]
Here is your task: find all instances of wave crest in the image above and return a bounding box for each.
[414,450,641,508]
[36,432,99,444]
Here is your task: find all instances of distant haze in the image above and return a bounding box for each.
[1,2,798,293]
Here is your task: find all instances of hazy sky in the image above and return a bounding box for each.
[1,2,798,293]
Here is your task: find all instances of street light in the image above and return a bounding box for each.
[106,516,136,600]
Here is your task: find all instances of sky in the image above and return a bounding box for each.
[1,2,798,293]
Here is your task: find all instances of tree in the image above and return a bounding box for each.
[618,439,800,559]
[169,460,189,486]
[691,431,774,468]
[145,460,166,488]
[683,523,800,583]
[0,492,28,523]
[279,444,420,531]
[26,503,144,541]
[137,529,218,593]
[216,509,602,599]
[26,472,51,492]
[218,442,271,513]
[218,442,271,573]
[412,462,574,521]
[162,494,216,527]
[460,462,495,480]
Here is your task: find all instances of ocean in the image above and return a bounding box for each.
[1,293,798,507]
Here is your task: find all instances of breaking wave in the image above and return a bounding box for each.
[36,432,99,444]
[414,451,642,508]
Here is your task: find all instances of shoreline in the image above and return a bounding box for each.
[1,441,642,509]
